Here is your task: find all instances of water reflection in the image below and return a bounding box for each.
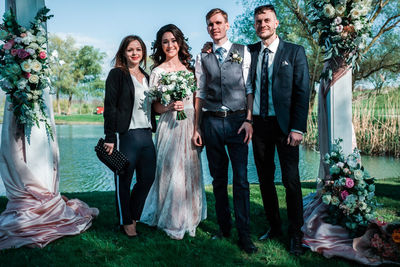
[0,124,399,195]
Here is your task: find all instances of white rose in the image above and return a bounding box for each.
[354,20,363,31]
[21,60,32,72]
[324,4,336,18]
[31,60,42,72]
[36,36,46,44]
[164,94,171,103]
[26,48,36,55]
[28,74,39,84]
[351,8,361,19]
[336,5,346,15]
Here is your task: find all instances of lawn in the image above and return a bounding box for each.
[54,114,104,124]
[0,179,399,266]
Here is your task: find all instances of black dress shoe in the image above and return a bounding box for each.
[211,231,231,240]
[259,229,283,241]
[289,235,305,256]
[238,237,258,254]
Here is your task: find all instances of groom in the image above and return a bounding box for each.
[192,8,256,253]
[248,5,310,255]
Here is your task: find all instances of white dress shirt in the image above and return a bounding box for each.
[253,37,279,116]
[195,40,252,111]
[128,75,152,130]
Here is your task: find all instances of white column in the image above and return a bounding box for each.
[326,69,353,156]
[5,0,55,192]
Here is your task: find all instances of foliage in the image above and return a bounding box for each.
[48,36,105,115]
[0,7,53,138]
[309,0,372,79]
[231,0,400,98]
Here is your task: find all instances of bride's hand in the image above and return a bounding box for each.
[172,101,184,111]
[201,42,213,54]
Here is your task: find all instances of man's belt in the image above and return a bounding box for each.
[205,109,246,118]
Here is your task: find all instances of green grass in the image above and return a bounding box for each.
[54,114,104,124]
[0,179,399,266]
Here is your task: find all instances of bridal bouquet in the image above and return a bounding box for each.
[368,223,400,262]
[149,70,197,120]
[0,7,53,138]
[321,139,377,237]
[309,0,372,79]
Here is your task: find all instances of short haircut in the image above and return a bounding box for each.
[254,4,277,17]
[206,8,228,22]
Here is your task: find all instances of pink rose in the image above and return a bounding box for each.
[11,49,18,56]
[24,72,31,79]
[17,49,30,59]
[340,190,349,200]
[39,51,47,59]
[20,33,27,38]
[345,178,354,188]
[3,40,14,50]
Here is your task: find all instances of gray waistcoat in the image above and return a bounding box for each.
[201,43,246,111]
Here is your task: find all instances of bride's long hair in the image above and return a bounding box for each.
[151,24,193,72]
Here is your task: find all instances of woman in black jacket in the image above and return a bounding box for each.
[103,35,156,237]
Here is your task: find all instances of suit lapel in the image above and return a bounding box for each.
[251,42,261,87]
[272,40,285,87]
[125,71,135,98]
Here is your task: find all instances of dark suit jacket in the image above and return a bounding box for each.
[103,67,156,144]
[248,39,310,134]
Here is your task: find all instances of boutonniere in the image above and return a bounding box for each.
[229,50,243,64]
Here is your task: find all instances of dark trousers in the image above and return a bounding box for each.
[202,112,250,238]
[115,128,156,225]
[252,116,303,237]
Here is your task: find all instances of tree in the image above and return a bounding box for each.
[49,36,105,115]
[231,0,400,111]
[69,46,105,114]
[48,35,78,114]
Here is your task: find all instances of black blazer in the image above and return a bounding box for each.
[103,67,156,144]
[248,39,310,134]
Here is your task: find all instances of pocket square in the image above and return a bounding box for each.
[282,60,289,66]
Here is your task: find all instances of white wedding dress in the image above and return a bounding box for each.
[140,67,207,239]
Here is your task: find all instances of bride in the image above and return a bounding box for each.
[140,24,207,240]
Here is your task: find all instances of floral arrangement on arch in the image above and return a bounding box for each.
[0,7,53,138]
[147,70,197,120]
[321,139,377,237]
[310,0,372,79]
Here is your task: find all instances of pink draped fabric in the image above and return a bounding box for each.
[302,65,392,265]
[0,101,98,250]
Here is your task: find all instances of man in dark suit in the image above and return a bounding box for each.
[248,5,310,255]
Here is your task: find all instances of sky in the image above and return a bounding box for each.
[1,0,249,75]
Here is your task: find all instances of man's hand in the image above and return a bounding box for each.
[192,129,203,147]
[201,42,213,54]
[238,122,253,145]
[286,131,303,146]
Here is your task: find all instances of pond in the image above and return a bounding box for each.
[0,124,399,196]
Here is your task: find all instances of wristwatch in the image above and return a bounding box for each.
[244,119,253,125]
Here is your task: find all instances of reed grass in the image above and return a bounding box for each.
[303,89,400,157]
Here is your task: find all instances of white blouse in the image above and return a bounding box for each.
[128,75,152,130]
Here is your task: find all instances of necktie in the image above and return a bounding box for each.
[260,48,269,118]
[215,47,226,65]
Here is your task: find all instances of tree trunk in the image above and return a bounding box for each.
[56,88,61,115]
[67,94,73,115]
